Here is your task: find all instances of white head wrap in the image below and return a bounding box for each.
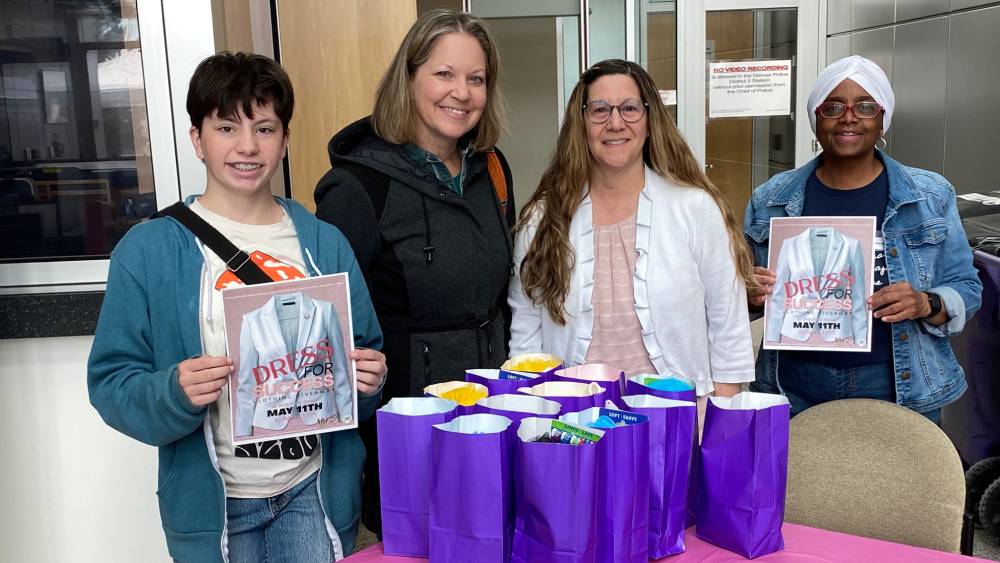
[807,55,895,135]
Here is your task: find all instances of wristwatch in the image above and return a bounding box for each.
[923,291,943,319]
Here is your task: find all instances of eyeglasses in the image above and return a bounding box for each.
[815,101,883,120]
[582,98,648,124]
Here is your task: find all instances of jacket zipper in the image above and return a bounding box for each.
[423,343,432,387]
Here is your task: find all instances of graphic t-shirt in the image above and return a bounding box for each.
[786,166,891,367]
[191,199,321,498]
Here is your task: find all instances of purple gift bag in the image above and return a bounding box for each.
[560,406,650,563]
[473,393,562,425]
[517,381,606,414]
[466,368,541,396]
[624,374,697,403]
[686,438,700,529]
[622,395,697,558]
[430,414,515,563]
[554,364,625,407]
[512,417,604,563]
[376,397,459,557]
[622,373,698,527]
[695,392,790,559]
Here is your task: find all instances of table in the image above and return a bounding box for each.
[343,523,990,562]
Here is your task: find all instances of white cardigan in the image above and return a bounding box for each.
[508,166,755,396]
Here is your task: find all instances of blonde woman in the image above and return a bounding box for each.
[509,59,755,400]
[313,10,513,536]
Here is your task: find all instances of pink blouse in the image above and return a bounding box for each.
[584,214,657,377]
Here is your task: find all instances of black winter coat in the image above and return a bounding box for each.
[314,117,515,400]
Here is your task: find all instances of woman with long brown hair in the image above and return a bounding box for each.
[509,59,755,399]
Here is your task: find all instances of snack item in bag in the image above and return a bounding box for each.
[424,381,489,407]
[644,376,695,393]
[502,353,562,374]
[440,386,488,406]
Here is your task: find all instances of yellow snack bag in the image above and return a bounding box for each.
[424,381,489,407]
[502,353,562,374]
[440,386,488,406]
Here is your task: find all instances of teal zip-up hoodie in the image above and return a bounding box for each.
[88,197,383,561]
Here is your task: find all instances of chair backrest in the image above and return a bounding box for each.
[786,398,965,553]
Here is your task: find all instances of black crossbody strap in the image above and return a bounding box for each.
[155,202,273,285]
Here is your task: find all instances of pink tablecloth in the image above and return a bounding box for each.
[343,523,989,563]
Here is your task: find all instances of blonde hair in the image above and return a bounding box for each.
[371,9,504,151]
[517,59,756,325]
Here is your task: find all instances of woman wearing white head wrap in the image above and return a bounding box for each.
[742,55,981,423]
[806,55,895,137]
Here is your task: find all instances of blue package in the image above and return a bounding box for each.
[588,415,618,429]
[645,376,694,392]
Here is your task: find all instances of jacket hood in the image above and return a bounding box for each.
[176,194,326,276]
[326,116,441,190]
[325,116,487,196]
[326,116,382,166]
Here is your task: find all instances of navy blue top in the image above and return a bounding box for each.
[784,164,892,367]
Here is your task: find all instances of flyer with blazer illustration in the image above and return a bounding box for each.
[763,216,876,352]
[222,274,356,445]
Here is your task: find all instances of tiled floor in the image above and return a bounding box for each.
[976,528,1000,561]
[355,525,377,551]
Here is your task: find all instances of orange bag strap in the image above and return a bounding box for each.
[486,149,508,216]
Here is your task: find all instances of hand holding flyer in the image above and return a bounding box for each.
[748,265,777,309]
[222,273,358,444]
[869,280,933,323]
[762,216,876,352]
[177,355,232,407]
[351,347,388,395]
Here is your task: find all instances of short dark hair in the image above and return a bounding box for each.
[186,51,294,133]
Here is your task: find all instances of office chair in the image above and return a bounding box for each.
[785,398,966,554]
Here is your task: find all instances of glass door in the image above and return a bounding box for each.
[678,0,819,220]
[638,0,679,123]
[467,0,584,211]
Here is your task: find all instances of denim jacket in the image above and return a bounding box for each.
[743,151,982,413]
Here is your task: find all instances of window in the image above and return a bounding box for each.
[0,0,155,263]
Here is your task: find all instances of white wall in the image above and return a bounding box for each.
[0,337,169,562]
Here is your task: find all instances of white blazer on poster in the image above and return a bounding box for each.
[766,227,869,345]
[236,291,353,436]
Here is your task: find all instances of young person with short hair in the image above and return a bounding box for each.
[88,52,387,562]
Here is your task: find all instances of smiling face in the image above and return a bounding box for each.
[410,32,487,158]
[189,101,288,200]
[585,74,648,174]
[815,78,883,161]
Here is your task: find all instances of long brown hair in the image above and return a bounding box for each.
[371,9,504,151]
[516,59,755,325]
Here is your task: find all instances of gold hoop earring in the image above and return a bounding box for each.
[875,136,887,151]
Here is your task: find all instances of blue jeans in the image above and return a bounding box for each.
[751,357,941,424]
[226,471,334,563]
